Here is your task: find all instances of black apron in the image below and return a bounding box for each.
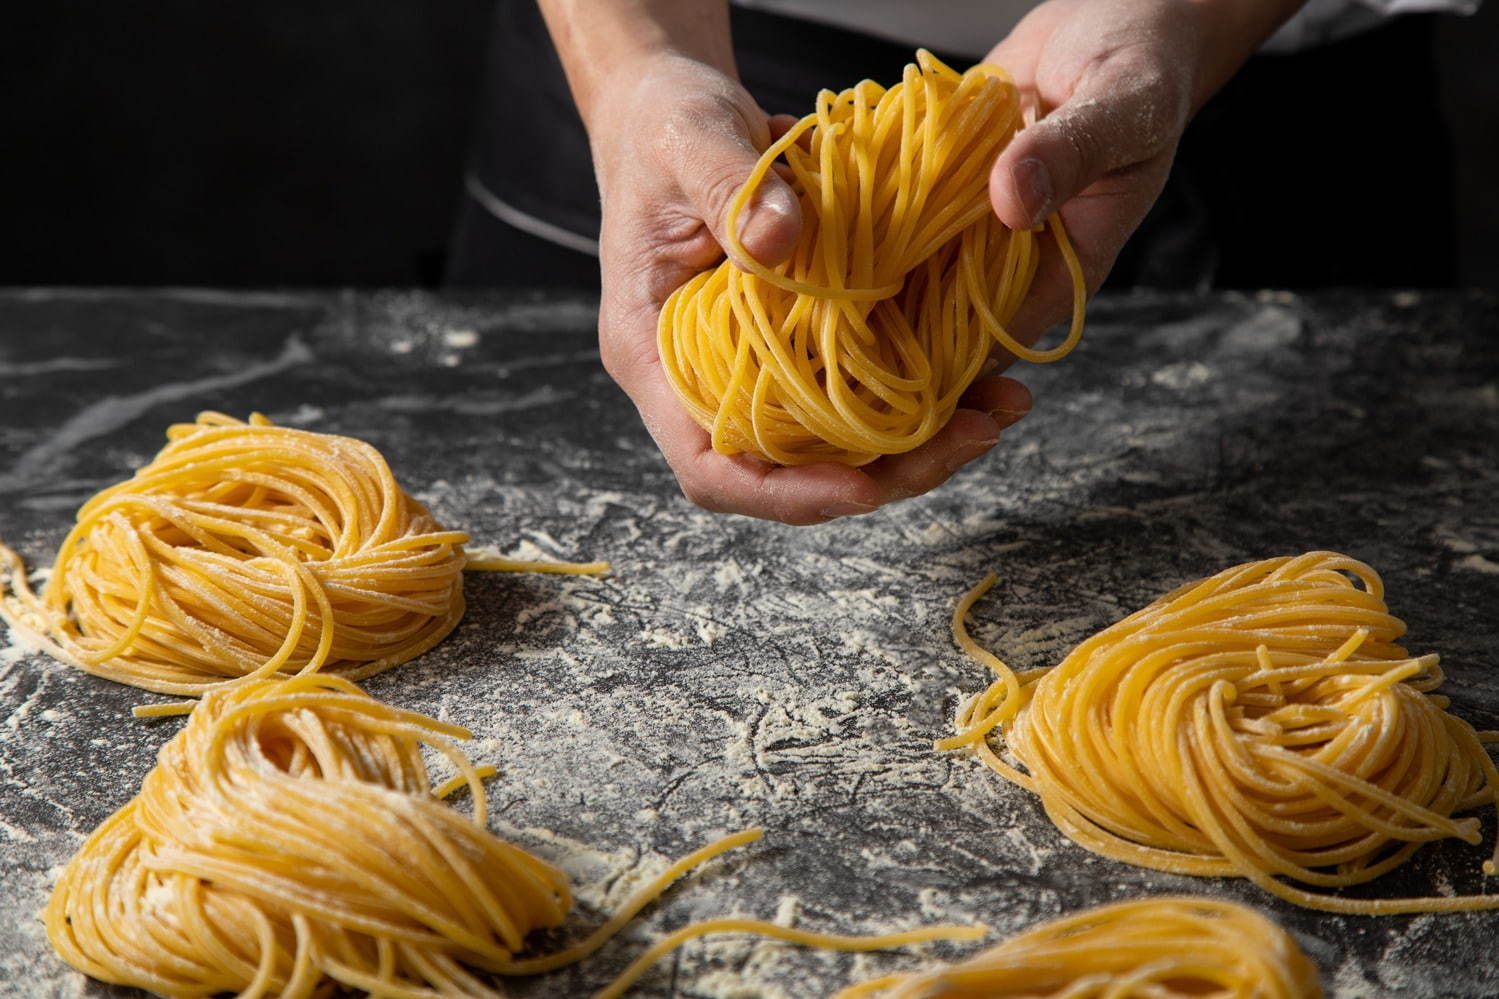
[446,1,1454,290]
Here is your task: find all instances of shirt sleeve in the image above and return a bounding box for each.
[1264,0,1479,52]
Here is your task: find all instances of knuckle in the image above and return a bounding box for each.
[1049,45,1189,180]
[1056,107,1106,176]
[658,100,760,220]
[696,165,754,224]
[1103,49,1190,155]
[1134,71,1189,149]
[660,91,750,159]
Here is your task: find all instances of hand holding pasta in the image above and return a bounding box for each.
[657,52,1086,469]
[556,8,1043,523]
[981,0,1304,334]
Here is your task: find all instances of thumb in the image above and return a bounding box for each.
[676,116,802,268]
[990,62,1187,231]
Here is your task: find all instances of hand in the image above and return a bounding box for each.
[563,0,1296,525]
[590,53,1030,525]
[985,0,1303,346]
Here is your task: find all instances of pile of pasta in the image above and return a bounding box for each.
[0,411,605,701]
[833,896,1322,999]
[659,50,1085,467]
[49,674,984,999]
[944,551,1499,914]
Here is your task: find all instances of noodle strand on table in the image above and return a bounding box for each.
[659,50,1086,467]
[943,551,1499,915]
[0,412,607,699]
[832,896,1322,999]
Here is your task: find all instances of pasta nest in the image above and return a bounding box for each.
[46,675,573,998]
[47,675,986,999]
[947,551,1499,914]
[659,50,1085,467]
[832,897,1322,999]
[0,412,469,695]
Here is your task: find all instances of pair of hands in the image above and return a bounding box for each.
[560,0,1286,524]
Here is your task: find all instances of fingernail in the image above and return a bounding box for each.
[739,186,797,250]
[945,438,999,473]
[1012,157,1052,229]
[820,501,878,519]
[987,406,1029,430]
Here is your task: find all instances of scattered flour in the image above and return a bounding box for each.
[1456,553,1499,575]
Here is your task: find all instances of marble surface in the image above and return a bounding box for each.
[1,287,1497,998]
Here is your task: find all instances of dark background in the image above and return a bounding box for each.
[5,1,1496,289]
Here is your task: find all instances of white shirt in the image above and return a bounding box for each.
[733,0,1479,56]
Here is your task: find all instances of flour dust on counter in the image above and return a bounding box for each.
[0,289,1496,996]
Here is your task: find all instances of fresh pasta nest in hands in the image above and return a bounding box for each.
[834,897,1322,999]
[0,411,604,699]
[659,50,1085,467]
[945,551,1499,914]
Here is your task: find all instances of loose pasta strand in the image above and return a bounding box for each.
[944,551,1499,915]
[659,50,1086,467]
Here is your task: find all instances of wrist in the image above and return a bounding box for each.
[538,0,735,133]
[1184,0,1307,108]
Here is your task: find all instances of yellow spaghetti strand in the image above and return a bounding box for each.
[0,412,607,698]
[659,50,1086,467]
[597,920,987,999]
[944,551,1499,915]
[832,896,1322,998]
[465,556,609,575]
[434,765,498,800]
[47,675,982,998]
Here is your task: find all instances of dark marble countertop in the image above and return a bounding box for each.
[1,287,1497,998]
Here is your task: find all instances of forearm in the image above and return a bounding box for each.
[536,0,735,130]
[1188,0,1308,109]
